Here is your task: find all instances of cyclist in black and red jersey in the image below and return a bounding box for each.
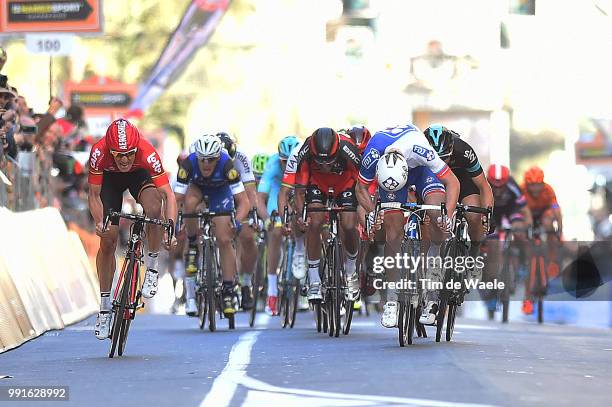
[88,119,177,340]
[294,128,362,302]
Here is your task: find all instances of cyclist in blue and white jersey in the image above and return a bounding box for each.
[355,123,460,328]
[256,135,301,315]
[175,135,250,318]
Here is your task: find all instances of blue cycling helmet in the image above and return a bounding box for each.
[423,124,457,159]
[277,135,300,159]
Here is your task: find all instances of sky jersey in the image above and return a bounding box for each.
[359,123,450,184]
[446,137,483,176]
[174,151,244,196]
[88,137,169,187]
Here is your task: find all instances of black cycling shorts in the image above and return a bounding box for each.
[101,169,155,225]
[454,168,480,202]
[306,185,356,208]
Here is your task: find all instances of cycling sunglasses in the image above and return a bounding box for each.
[110,148,138,159]
[199,156,219,163]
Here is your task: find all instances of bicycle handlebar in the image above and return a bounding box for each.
[177,209,235,228]
[103,211,174,245]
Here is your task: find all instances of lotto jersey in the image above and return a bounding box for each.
[174,151,244,196]
[88,136,169,187]
[358,123,450,185]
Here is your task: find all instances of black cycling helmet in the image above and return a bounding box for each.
[309,127,339,164]
[423,124,457,159]
[216,132,237,158]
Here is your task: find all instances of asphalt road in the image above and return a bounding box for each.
[1,308,611,407]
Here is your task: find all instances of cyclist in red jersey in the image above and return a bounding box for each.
[294,128,362,302]
[88,119,177,340]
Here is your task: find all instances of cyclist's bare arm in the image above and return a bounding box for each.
[278,185,291,218]
[158,183,178,223]
[244,182,258,209]
[356,182,374,213]
[256,192,269,220]
[472,173,494,209]
[88,183,104,232]
[234,190,250,222]
[438,171,460,217]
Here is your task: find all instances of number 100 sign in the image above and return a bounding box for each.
[25,33,74,56]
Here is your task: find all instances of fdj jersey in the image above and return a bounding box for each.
[175,151,244,212]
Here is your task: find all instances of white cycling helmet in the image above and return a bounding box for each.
[193,134,222,159]
[376,151,408,192]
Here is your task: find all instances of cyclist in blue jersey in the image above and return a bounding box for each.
[175,134,250,317]
[356,123,460,328]
[256,135,301,315]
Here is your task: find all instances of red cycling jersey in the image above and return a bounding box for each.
[295,134,361,195]
[88,137,169,187]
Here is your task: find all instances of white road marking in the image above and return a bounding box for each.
[200,320,497,407]
[200,330,261,407]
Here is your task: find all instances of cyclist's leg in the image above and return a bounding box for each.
[461,191,485,281]
[182,184,204,314]
[265,186,282,314]
[237,211,256,309]
[208,186,238,315]
[338,186,360,299]
[137,181,164,298]
[304,186,326,301]
[95,173,124,339]
[541,208,560,279]
[410,166,446,324]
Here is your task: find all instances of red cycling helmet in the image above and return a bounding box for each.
[524,166,544,184]
[347,125,372,152]
[106,119,141,153]
[487,164,510,187]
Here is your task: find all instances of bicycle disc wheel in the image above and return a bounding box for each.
[250,244,265,327]
[289,279,299,328]
[398,301,407,347]
[315,302,323,332]
[446,304,457,342]
[109,256,134,358]
[198,291,206,330]
[205,243,217,332]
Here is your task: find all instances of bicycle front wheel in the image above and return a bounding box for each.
[205,242,217,332]
[109,255,135,358]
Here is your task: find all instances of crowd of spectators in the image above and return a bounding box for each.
[1,45,94,225]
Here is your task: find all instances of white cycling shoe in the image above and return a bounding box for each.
[419,301,440,325]
[345,272,360,301]
[94,311,112,340]
[307,282,323,301]
[292,252,306,280]
[141,269,159,298]
[185,298,197,317]
[381,301,399,328]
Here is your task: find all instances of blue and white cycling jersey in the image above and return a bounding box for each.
[175,151,244,212]
[358,124,449,201]
[257,153,283,214]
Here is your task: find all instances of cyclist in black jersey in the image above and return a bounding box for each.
[424,125,494,269]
